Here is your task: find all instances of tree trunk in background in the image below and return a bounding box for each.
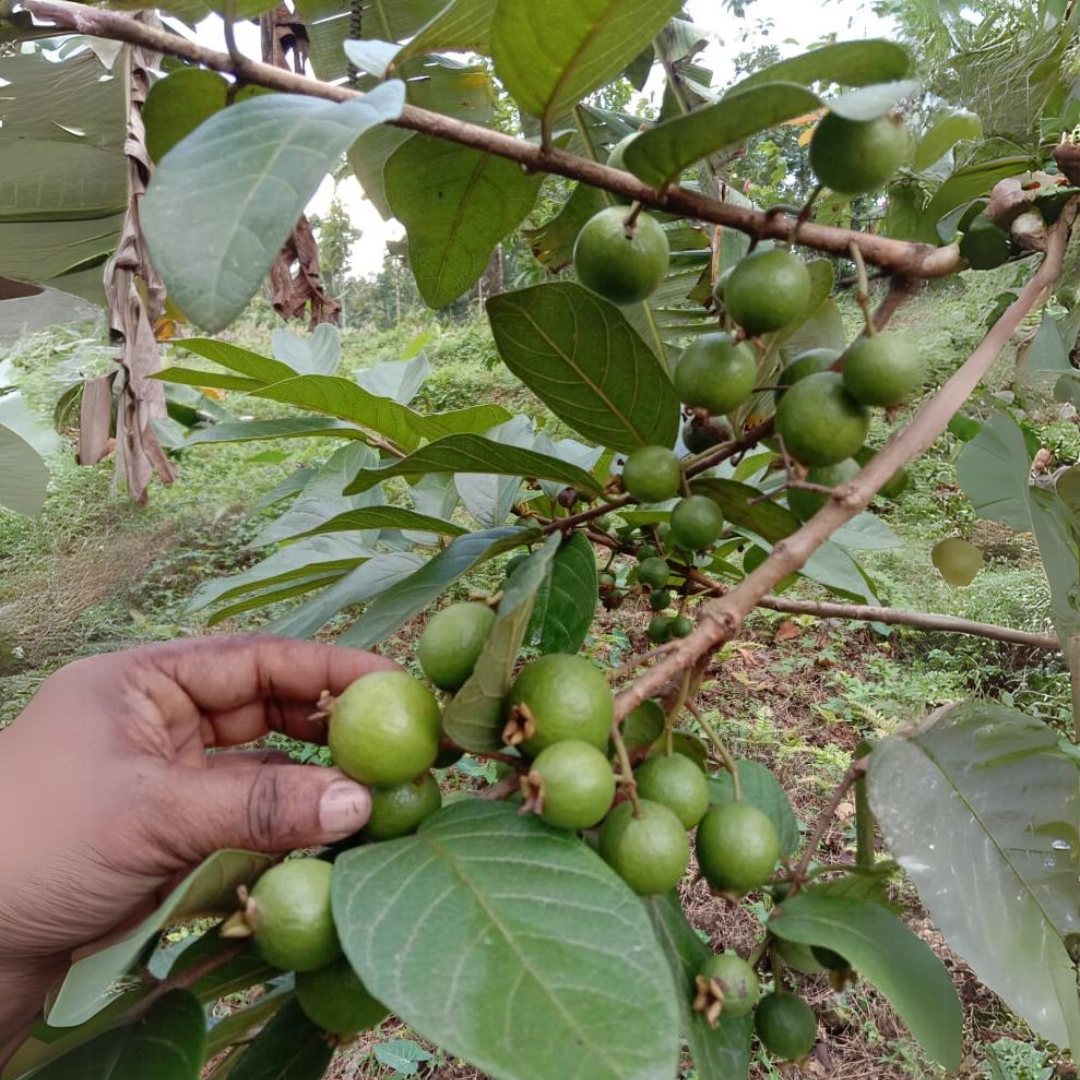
[478,247,504,301]
[98,10,176,502]
[262,4,340,328]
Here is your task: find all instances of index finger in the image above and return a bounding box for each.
[134,633,401,746]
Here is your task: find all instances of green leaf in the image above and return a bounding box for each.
[357,354,430,404]
[957,410,1080,643]
[342,38,401,78]
[487,283,680,452]
[206,574,348,627]
[287,506,466,542]
[333,800,681,1080]
[624,82,820,188]
[770,893,961,1070]
[187,535,374,613]
[226,1000,333,1080]
[691,478,796,545]
[142,82,406,332]
[167,935,276,1004]
[921,156,1034,244]
[271,324,342,376]
[339,526,534,648]
[492,0,680,139]
[708,759,799,859]
[869,701,1080,1051]
[385,133,545,308]
[251,374,511,450]
[442,534,561,751]
[913,111,983,172]
[203,986,293,1057]
[373,1040,433,1075]
[156,368,263,393]
[174,339,305,383]
[527,531,598,654]
[645,892,752,1080]
[48,851,272,1027]
[395,0,498,61]
[30,991,206,1080]
[343,434,602,496]
[735,39,911,92]
[0,423,49,516]
[266,551,428,639]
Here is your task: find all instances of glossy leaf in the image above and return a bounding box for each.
[443,534,561,751]
[31,991,205,1080]
[913,111,983,171]
[265,551,427,639]
[155,368,263,393]
[645,892,752,1080]
[957,410,1080,644]
[171,339,302,383]
[142,82,406,332]
[252,374,511,450]
[735,39,911,92]
[386,133,546,308]
[708,759,799,859]
[396,0,498,59]
[343,434,602,496]
[226,1000,333,1080]
[339,526,535,648]
[527,531,598,654]
[770,893,961,1070]
[523,182,610,273]
[487,283,680,453]
[625,82,820,188]
[286,506,466,542]
[0,423,49,516]
[869,701,1080,1051]
[187,535,373,614]
[333,800,681,1080]
[492,0,681,138]
[48,851,272,1027]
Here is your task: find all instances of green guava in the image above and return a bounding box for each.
[598,798,691,895]
[364,771,442,842]
[296,956,390,1035]
[622,445,682,503]
[574,207,670,306]
[417,601,496,691]
[633,751,710,828]
[696,801,780,894]
[527,739,616,830]
[248,859,340,973]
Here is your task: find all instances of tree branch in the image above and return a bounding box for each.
[612,205,1077,721]
[24,0,960,279]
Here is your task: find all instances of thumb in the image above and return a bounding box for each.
[173,764,371,857]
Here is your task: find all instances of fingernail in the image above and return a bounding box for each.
[318,778,371,837]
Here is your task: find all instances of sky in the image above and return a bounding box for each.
[194,1,894,278]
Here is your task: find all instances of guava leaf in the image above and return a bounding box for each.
[645,892,752,1080]
[624,82,820,188]
[31,991,205,1080]
[47,851,272,1027]
[708,760,799,859]
[522,182,608,273]
[285,506,467,542]
[527,531,599,654]
[386,133,546,308]
[184,418,368,446]
[395,0,497,60]
[225,1000,333,1080]
[333,800,681,1080]
[734,39,911,92]
[339,527,537,649]
[0,422,49,517]
[869,701,1080,1051]
[491,0,680,138]
[913,111,983,171]
[487,283,680,453]
[343,435,602,496]
[442,534,561,751]
[769,893,962,1070]
[142,82,406,332]
[827,80,922,122]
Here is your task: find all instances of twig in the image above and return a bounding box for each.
[610,719,643,815]
[23,0,962,280]
[541,495,632,535]
[479,775,520,801]
[606,642,676,682]
[128,943,244,1022]
[686,699,741,800]
[612,204,1076,722]
[790,759,867,888]
[683,565,1060,650]
[850,241,876,337]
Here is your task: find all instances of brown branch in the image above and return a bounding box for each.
[757,595,1060,650]
[478,774,520,801]
[25,0,960,280]
[790,759,867,888]
[128,943,243,1021]
[683,568,1059,650]
[613,205,1076,721]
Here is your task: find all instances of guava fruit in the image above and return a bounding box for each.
[574,207,670,306]
[809,112,908,196]
[673,333,757,415]
[787,458,861,521]
[418,601,496,691]
[754,992,818,1061]
[599,798,691,895]
[296,956,389,1035]
[622,445,682,503]
[247,859,340,972]
[696,801,780,893]
[525,739,616,830]
[633,751,710,828]
[724,249,813,336]
[364,771,442,841]
[773,371,870,466]
[670,494,724,550]
[841,332,923,407]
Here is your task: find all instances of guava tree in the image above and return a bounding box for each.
[6,1,1080,1078]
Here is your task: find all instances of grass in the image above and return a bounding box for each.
[0,268,1071,1078]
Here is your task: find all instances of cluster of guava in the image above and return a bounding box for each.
[572,111,921,536]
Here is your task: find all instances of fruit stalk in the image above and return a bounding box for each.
[686,700,741,802]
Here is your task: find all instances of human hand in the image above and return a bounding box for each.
[0,634,397,1053]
